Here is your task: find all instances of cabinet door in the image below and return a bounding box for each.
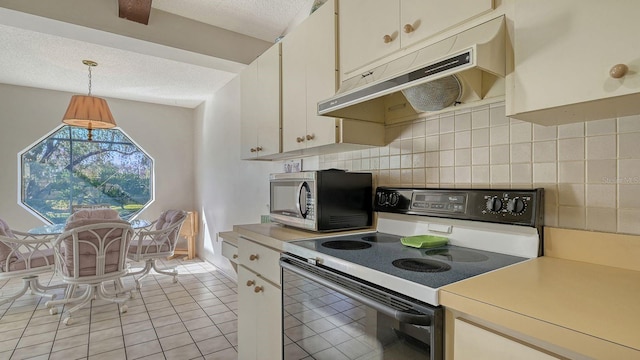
[283,0,337,152]
[256,44,281,157]
[238,266,283,360]
[510,0,640,123]
[454,319,560,360]
[238,266,258,360]
[304,0,338,148]
[254,276,282,360]
[339,0,400,76]
[240,60,259,160]
[282,21,308,152]
[400,0,493,49]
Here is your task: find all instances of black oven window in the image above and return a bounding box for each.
[282,269,432,359]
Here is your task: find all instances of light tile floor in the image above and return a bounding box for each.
[0,258,239,360]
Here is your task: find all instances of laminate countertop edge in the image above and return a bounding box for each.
[226,223,376,251]
[440,256,640,359]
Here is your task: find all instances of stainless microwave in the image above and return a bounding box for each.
[269,169,373,232]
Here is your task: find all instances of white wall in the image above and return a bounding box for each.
[0,83,195,230]
[194,77,281,279]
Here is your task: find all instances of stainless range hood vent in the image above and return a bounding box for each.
[318,16,506,123]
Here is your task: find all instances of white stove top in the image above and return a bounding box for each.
[283,214,539,305]
[282,187,544,306]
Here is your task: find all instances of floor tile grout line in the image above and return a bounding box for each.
[12,294,55,359]
[0,259,238,360]
[152,259,235,357]
[154,261,208,358]
[127,272,165,360]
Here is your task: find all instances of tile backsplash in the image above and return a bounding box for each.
[319,101,640,235]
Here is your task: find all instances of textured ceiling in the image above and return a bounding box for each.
[0,24,236,108]
[0,0,317,108]
[153,0,314,43]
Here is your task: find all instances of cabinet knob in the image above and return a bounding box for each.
[246,280,255,286]
[610,64,629,79]
[256,146,263,152]
[254,286,264,293]
[403,24,415,33]
[383,34,393,43]
[306,134,315,141]
[250,148,257,153]
[296,137,305,143]
[249,254,259,261]
[232,254,238,259]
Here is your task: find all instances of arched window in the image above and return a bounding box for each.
[19,125,154,224]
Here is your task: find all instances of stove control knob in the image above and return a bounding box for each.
[507,198,526,214]
[389,193,400,206]
[377,193,387,206]
[485,197,503,212]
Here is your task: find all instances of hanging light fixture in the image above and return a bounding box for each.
[62,60,116,141]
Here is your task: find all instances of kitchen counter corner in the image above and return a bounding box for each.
[440,228,640,359]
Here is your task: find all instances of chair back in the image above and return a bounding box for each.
[0,218,17,268]
[53,219,133,282]
[71,204,112,213]
[155,210,188,250]
[0,218,55,275]
[67,208,120,223]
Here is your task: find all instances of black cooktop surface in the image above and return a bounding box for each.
[290,232,528,289]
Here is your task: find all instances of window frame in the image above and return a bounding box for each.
[17,124,155,224]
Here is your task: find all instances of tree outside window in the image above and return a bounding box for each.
[19,125,153,224]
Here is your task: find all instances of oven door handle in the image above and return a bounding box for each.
[281,260,433,326]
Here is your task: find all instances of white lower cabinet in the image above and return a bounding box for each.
[238,266,282,360]
[237,238,282,360]
[453,319,560,360]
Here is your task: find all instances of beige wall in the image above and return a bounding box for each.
[318,101,640,235]
[194,77,281,279]
[0,83,195,230]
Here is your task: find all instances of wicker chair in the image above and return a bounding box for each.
[46,217,134,325]
[0,218,66,306]
[127,210,187,288]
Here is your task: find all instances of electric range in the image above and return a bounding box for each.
[282,186,544,306]
[280,187,543,359]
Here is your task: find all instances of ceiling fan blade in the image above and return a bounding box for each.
[118,0,152,25]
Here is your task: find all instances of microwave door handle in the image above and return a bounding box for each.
[296,182,309,218]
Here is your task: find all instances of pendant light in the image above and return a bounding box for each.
[62,60,116,141]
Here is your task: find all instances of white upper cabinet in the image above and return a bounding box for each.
[339,0,400,76]
[400,0,495,54]
[240,43,281,160]
[282,0,338,152]
[282,0,385,154]
[340,0,493,77]
[508,0,640,125]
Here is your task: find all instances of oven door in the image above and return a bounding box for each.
[280,254,443,360]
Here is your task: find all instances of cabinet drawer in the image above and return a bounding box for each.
[238,236,281,285]
[221,241,239,264]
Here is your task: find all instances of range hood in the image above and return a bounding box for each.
[318,16,506,123]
